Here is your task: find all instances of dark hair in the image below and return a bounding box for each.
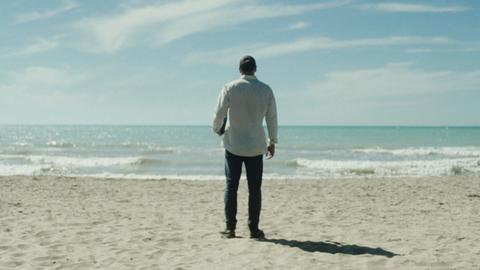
[239,55,256,73]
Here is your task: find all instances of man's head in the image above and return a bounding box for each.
[239,55,256,75]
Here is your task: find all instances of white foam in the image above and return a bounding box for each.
[295,157,480,177]
[1,154,479,179]
[26,155,144,167]
[46,140,76,148]
[0,164,52,175]
[353,147,480,157]
[14,141,32,147]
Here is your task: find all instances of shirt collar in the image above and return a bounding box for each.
[241,75,257,80]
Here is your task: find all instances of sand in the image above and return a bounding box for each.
[1,175,479,269]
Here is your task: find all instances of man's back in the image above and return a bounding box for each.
[213,75,277,157]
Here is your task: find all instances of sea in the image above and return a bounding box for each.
[1,125,479,180]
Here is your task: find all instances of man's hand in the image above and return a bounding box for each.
[266,143,275,160]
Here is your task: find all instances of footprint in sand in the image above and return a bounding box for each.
[34,231,49,237]
[2,261,24,268]
[33,255,66,262]
[11,253,25,258]
[16,244,28,250]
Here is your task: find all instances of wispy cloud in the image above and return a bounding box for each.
[74,0,349,53]
[308,63,480,98]
[4,37,60,57]
[359,3,469,13]
[16,0,78,23]
[186,35,451,65]
[463,46,480,52]
[404,48,432,54]
[0,66,87,106]
[11,66,85,87]
[284,21,310,31]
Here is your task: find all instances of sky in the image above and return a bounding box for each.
[1,0,479,126]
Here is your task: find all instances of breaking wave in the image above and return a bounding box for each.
[292,157,480,177]
[46,141,76,148]
[352,147,480,157]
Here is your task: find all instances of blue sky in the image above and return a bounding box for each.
[1,0,479,125]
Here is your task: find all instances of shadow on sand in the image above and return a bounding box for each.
[259,238,398,258]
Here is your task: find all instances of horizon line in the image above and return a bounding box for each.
[1,124,479,128]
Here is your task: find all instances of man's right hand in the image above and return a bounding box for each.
[266,144,275,159]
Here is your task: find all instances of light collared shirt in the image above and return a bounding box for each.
[213,75,278,157]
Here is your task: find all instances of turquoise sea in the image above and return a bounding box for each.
[1,125,479,180]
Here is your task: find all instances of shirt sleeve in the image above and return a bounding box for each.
[266,90,278,144]
[212,86,229,135]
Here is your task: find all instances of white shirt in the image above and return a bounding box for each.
[213,75,278,157]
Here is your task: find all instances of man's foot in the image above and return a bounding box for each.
[250,229,265,239]
[220,229,235,239]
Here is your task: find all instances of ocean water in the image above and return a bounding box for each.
[1,125,480,180]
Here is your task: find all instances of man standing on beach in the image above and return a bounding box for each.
[212,55,278,239]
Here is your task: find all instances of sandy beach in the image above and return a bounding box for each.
[1,176,479,269]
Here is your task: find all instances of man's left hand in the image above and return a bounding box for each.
[266,144,275,159]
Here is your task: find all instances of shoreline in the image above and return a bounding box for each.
[1,174,476,182]
[1,175,479,269]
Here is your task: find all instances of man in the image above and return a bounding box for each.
[212,55,278,239]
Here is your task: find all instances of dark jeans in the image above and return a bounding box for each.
[224,150,263,232]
